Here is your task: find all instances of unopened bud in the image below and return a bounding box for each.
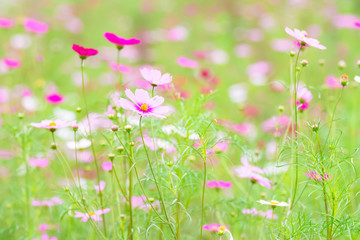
[261,192,266,198]
[338,60,346,70]
[72,124,79,131]
[278,106,284,112]
[76,107,81,113]
[17,113,24,119]
[340,74,349,87]
[50,143,57,150]
[124,125,132,131]
[108,153,115,160]
[166,162,173,167]
[111,125,119,132]
[218,226,226,236]
[289,51,295,57]
[295,67,301,72]
[130,142,135,147]
[148,197,154,203]
[319,59,325,66]
[301,60,308,67]
[311,124,319,132]
[357,60,360,68]
[117,146,124,153]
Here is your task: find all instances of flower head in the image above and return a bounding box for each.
[102,161,113,171]
[296,87,312,111]
[30,120,76,131]
[258,200,289,207]
[72,44,98,59]
[140,67,172,86]
[94,180,106,192]
[206,180,232,189]
[24,18,48,34]
[304,171,331,181]
[0,18,14,28]
[119,89,172,119]
[29,157,49,168]
[203,223,229,232]
[177,56,199,68]
[285,27,326,50]
[74,208,110,222]
[3,58,21,69]
[45,93,64,105]
[103,32,140,48]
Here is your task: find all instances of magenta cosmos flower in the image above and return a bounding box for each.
[24,18,48,34]
[72,44,98,59]
[203,223,229,232]
[304,171,331,181]
[45,93,64,105]
[296,87,312,111]
[140,67,173,86]
[206,180,232,189]
[103,32,140,49]
[285,27,326,50]
[0,18,14,28]
[119,89,172,119]
[31,120,76,131]
[3,58,21,69]
[74,208,110,222]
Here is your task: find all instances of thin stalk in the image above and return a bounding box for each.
[80,59,107,236]
[200,139,207,239]
[22,127,31,234]
[325,87,344,143]
[127,132,134,240]
[74,131,84,199]
[139,117,176,238]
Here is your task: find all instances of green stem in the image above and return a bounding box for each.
[74,131,84,200]
[139,117,176,238]
[200,139,207,239]
[22,127,31,234]
[80,59,107,236]
[128,132,134,240]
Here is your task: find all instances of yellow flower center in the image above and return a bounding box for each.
[88,212,96,216]
[218,226,226,231]
[269,200,279,205]
[49,121,56,127]
[140,103,148,111]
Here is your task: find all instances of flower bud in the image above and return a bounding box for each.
[17,113,24,119]
[311,124,319,132]
[338,60,346,70]
[340,74,348,87]
[108,153,115,160]
[278,106,284,113]
[148,197,155,203]
[130,142,135,147]
[50,143,57,150]
[218,226,226,236]
[117,146,124,153]
[72,124,79,132]
[301,60,308,67]
[289,51,295,57]
[111,125,119,132]
[357,60,360,68]
[76,107,81,113]
[124,125,132,132]
[261,192,266,198]
[166,162,173,167]
[295,67,301,72]
[319,59,325,66]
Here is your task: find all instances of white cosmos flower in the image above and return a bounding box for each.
[67,138,91,150]
[258,200,289,207]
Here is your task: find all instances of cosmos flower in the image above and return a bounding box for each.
[285,27,326,50]
[3,58,21,69]
[0,18,14,28]
[140,67,172,86]
[30,120,76,131]
[177,56,199,68]
[66,138,91,150]
[296,87,312,111]
[203,223,229,232]
[45,93,64,105]
[94,181,106,192]
[206,180,232,189]
[326,75,342,89]
[138,135,176,154]
[72,44,98,59]
[29,157,49,168]
[101,161,112,171]
[304,171,331,181]
[74,208,110,222]
[32,197,63,207]
[103,32,140,48]
[234,159,271,189]
[262,116,291,137]
[258,200,289,207]
[123,196,160,212]
[118,89,172,119]
[24,18,48,34]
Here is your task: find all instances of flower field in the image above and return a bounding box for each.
[1,0,360,239]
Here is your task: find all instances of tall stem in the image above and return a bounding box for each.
[200,139,207,239]
[80,59,107,236]
[22,127,31,234]
[74,131,84,199]
[139,117,176,237]
[127,132,134,240]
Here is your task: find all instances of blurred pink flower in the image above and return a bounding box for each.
[296,87,312,111]
[203,223,228,232]
[262,116,291,137]
[31,119,76,131]
[206,180,232,189]
[304,171,331,181]
[80,113,112,132]
[104,32,140,47]
[119,89,172,119]
[102,161,112,171]
[3,58,21,69]
[94,180,106,192]
[234,159,271,189]
[140,67,172,86]
[74,208,110,222]
[0,18,14,28]
[24,18,48,34]
[326,75,342,89]
[0,150,16,159]
[271,39,294,52]
[242,208,258,216]
[217,120,254,137]
[123,196,160,212]
[38,223,49,232]
[259,210,278,219]
[177,56,198,68]
[32,197,63,207]
[167,26,188,41]
[138,135,176,154]
[109,62,132,73]
[29,157,49,168]
[45,93,64,105]
[72,44,98,59]
[333,15,359,29]
[285,27,326,50]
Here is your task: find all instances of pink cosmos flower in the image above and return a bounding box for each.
[3,58,21,69]
[234,159,271,189]
[177,56,199,68]
[102,161,113,171]
[259,210,278,219]
[24,18,48,34]
[0,150,16,159]
[0,18,14,28]
[304,171,331,181]
[333,15,360,29]
[103,32,141,47]
[242,208,258,216]
[94,180,106,192]
[74,208,110,222]
[206,180,232,189]
[285,27,326,50]
[80,113,112,132]
[140,67,173,86]
[109,62,132,73]
[138,135,176,154]
[30,119,76,131]
[38,223,49,232]
[356,22,360,28]
[29,157,49,168]
[122,196,160,212]
[72,44,98,59]
[32,197,63,207]
[296,87,312,111]
[262,116,291,137]
[118,89,172,119]
[203,223,229,232]
[326,75,342,89]
[45,93,64,105]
